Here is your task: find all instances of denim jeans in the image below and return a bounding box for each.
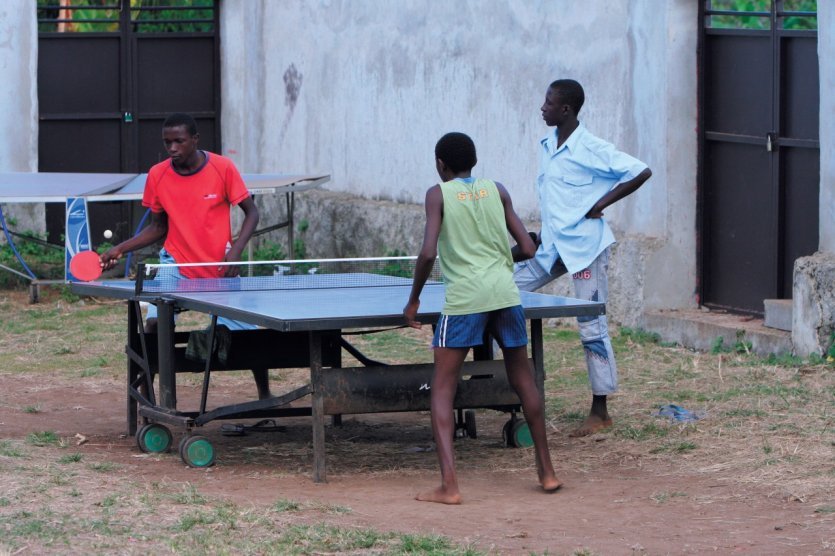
[514,247,618,395]
[145,248,257,331]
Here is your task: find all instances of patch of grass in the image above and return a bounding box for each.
[651,491,688,504]
[0,509,66,546]
[814,505,835,514]
[616,422,670,441]
[724,407,767,418]
[79,368,101,377]
[26,431,60,447]
[309,501,352,515]
[98,494,119,508]
[87,461,119,472]
[174,510,218,533]
[57,453,82,464]
[22,405,40,414]
[617,327,661,345]
[269,524,480,555]
[673,441,697,453]
[711,332,753,355]
[273,498,302,512]
[0,440,26,457]
[58,287,81,304]
[170,484,207,505]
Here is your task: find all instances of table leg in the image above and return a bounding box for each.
[157,300,177,410]
[310,331,326,482]
[530,318,545,397]
[127,301,140,435]
[286,190,295,259]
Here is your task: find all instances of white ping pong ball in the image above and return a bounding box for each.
[103,229,113,239]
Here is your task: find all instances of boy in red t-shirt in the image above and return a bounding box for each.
[101,113,271,398]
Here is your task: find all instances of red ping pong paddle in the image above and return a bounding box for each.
[69,250,103,281]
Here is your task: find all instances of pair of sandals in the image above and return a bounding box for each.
[220,418,285,436]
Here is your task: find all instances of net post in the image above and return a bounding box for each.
[135,263,145,296]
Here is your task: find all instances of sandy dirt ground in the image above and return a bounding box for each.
[1,369,833,555]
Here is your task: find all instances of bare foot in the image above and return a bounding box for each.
[415,487,462,505]
[568,415,613,437]
[540,474,563,492]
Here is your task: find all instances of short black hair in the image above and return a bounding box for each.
[163,113,198,136]
[435,132,477,173]
[548,79,585,114]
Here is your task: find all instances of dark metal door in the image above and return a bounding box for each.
[698,1,819,315]
[36,1,220,245]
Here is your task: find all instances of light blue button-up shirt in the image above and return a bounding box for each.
[534,123,647,274]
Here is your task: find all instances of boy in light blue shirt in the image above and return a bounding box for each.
[515,79,652,437]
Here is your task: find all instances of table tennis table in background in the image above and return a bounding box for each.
[70,263,605,482]
[0,171,329,301]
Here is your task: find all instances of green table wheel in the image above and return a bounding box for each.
[136,423,173,453]
[179,435,216,468]
[510,419,533,448]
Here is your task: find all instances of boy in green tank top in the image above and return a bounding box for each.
[404,132,561,504]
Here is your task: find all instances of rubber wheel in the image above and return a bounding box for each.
[464,410,477,439]
[180,435,216,468]
[178,434,191,460]
[510,419,533,448]
[136,423,173,454]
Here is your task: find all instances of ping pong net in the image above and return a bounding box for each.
[134,256,441,295]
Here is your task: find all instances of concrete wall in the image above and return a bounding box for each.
[2,1,830,351]
[221,0,699,326]
[0,1,41,234]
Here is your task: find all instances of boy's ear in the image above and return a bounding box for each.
[435,158,446,172]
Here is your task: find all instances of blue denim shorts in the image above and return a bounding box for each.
[432,305,527,349]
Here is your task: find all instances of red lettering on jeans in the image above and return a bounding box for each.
[572,269,592,280]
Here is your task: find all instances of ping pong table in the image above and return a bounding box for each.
[71,268,605,482]
[0,171,329,300]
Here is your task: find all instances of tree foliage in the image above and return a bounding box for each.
[709,0,817,30]
[37,0,215,33]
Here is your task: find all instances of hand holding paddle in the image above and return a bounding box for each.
[99,246,124,271]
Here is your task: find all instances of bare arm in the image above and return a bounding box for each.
[586,167,652,218]
[223,196,260,276]
[496,182,536,261]
[100,211,168,270]
[403,185,442,328]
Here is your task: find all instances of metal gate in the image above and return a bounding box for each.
[36,0,220,245]
[698,0,819,315]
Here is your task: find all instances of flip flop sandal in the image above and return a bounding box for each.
[220,423,247,436]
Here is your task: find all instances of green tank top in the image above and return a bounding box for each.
[437,178,521,315]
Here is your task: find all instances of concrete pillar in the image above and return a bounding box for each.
[792,253,835,357]
[0,1,41,235]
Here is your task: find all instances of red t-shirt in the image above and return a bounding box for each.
[142,152,250,278]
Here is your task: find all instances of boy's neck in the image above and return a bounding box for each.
[557,119,579,147]
[451,171,472,180]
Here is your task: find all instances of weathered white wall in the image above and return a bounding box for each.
[222,0,699,313]
[0,1,41,234]
[0,1,37,172]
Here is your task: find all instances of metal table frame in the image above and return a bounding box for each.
[71,279,605,482]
